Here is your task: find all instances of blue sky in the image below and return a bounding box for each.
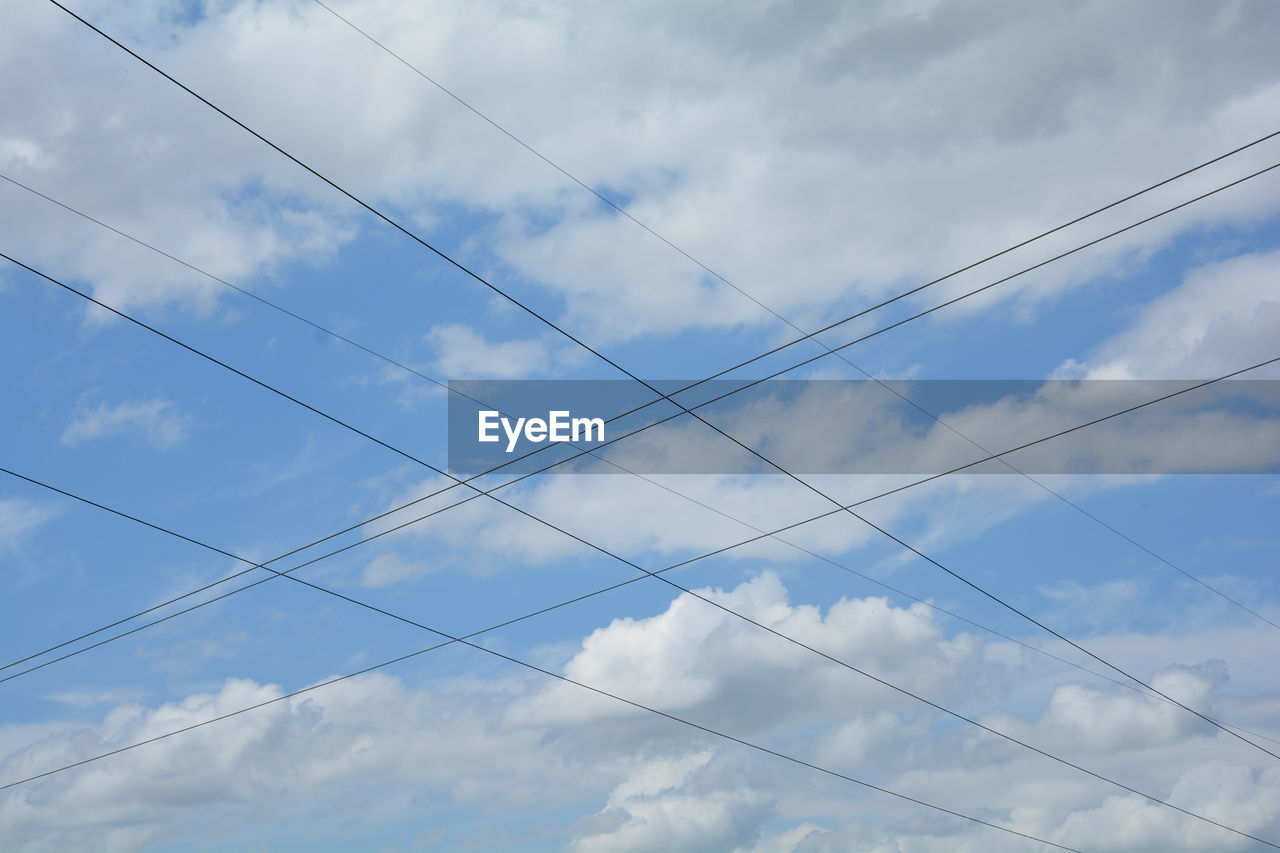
[2,1,1280,851]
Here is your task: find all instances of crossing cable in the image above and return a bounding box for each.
[40,0,1280,427]
[2,266,1277,843]
[5,160,1280,768]
[2,159,1278,676]
[38,0,1280,756]
[5,460,1277,757]
[2,464,1276,849]
[0,639,1086,853]
[2,157,1278,685]
[6,157,1280,772]
[4,355,1279,760]
[309,0,1280,631]
[7,160,1280,640]
[40,0,1280,640]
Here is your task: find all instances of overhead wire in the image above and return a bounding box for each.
[6,38,1280,759]
[3,350,1279,757]
[1,138,1277,678]
[307,0,1280,630]
[0,612,1088,853]
[3,424,1278,848]
[32,0,1280,787]
[3,254,1279,843]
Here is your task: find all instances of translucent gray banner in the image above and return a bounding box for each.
[446,379,1280,476]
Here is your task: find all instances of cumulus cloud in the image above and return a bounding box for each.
[4,574,1277,852]
[2,0,1277,341]
[61,397,190,449]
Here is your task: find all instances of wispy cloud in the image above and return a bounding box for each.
[359,551,434,588]
[61,397,190,450]
[0,497,57,551]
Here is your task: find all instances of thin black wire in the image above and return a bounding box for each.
[2,156,1269,681]
[39,0,1280,760]
[7,166,1276,641]
[3,160,1277,686]
[22,3,1280,838]
[309,0,1280,389]
[0,635,1085,853]
[3,466,1275,849]
[5,351,1280,757]
[42,0,1280,471]
[3,159,1279,683]
[309,0,1280,631]
[6,161,1280,771]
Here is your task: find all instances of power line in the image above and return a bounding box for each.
[43,0,1280,453]
[23,2,1280,839]
[6,162,1280,771]
[3,466,1276,849]
[308,0,1280,631]
[3,150,1261,680]
[3,167,1277,690]
[309,0,1280,387]
[3,288,1278,846]
[6,353,1280,759]
[0,629,1086,853]
[3,156,1277,683]
[39,0,1280,760]
[7,165,1278,640]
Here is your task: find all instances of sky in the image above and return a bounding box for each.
[1,0,1279,851]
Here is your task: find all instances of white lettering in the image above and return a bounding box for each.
[478,411,500,443]
[572,416,605,442]
[501,416,526,453]
[479,410,605,452]
[548,410,571,441]
[525,418,548,443]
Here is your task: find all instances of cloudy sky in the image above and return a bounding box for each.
[1,0,1279,851]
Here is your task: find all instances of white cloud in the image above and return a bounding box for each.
[0,497,58,551]
[2,573,1278,852]
[61,397,190,449]
[358,551,433,587]
[1061,249,1280,380]
[423,322,571,379]
[1,0,1277,341]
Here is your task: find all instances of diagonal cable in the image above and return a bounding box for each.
[36,0,1280,759]
[309,0,1280,630]
[5,161,1280,767]
[2,462,1277,849]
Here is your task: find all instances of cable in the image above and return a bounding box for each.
[2,152,1253,678]
[3,160,1277,681]
[0,634,1085,853]
[309,0,1280,631]
[3,467,1274,849]
[6,160,1279,769]
[6,353,1280,762]
[21,2,1280,834]
[7,168,1277,639]
[2,172,1277,679]
[5,352,1279,848]
[36,0,1280,758]
[309,0,1280,387]
[42,0,1280,457]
